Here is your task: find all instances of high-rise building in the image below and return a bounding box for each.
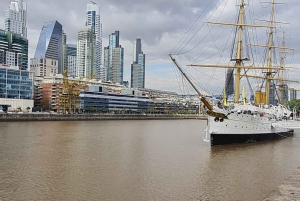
[290,88,297,101]
[30,57,58,77]
[0,29,28,70]
[131,38,145,88]
[86,2,103,80]
[66,44,77,77]
[62,31,67,72]
[104,31,124,84]
[76,28,96,78]
[34,21,63,74]
[225,69,234,96]
[5,0,27,38]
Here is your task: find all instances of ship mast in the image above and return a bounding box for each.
[265,0,276,105]
[234,0,245,103]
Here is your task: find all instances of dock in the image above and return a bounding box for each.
[263,167,300,201]
[0,113,207,122]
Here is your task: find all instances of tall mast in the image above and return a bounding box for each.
[265,0,276,105]
[234,0,245,103]
[278,31,285,103]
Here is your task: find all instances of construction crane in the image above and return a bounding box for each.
[59,70,95,114]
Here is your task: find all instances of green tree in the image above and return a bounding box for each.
[284,99,300,114]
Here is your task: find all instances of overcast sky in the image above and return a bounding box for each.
[1,0,300,96]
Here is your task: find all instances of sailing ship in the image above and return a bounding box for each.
[170,0,295,146]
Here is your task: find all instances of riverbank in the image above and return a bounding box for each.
[263,167,300,200]
[0,113,207,122]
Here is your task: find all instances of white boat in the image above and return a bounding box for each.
[169,0,294,146]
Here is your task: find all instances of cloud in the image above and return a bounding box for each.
[1,0,300,95]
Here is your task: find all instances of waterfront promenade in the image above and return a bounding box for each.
[263,167,300,201]
[0,113,207,122]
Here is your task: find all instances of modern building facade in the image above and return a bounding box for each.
[62,31,67,72]
[5,0,27,38]
[290,88,297,101]
[80,86,153,112]
[76,28,96,78]
[0,29,28,70]
[225,69,234,96]
[0,64,34,111]
[34,21,63,73]
[30,57,58,77]
[104,31,124,84]
[86,2,103,80]
[131,38,145,88]
[66,44,77,77]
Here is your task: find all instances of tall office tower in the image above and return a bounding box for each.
[86,2,103,80]
[131,38,145,88]
[281,84,289,103]
[34,21,63,74]
[5,0,27,38]
[66,44,77,77]
[76,28,96,78]
[104,31,124,84]
[62,32,67,72]
[225,69,234,96]
[290,88,297,101]
[0,29,28,70]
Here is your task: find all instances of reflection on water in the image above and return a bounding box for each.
[0,120,300,200]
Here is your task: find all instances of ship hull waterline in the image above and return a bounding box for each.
[210,130,294,146]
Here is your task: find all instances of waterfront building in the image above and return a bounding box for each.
[34,21,63,74]
[0,64,34,111]
[225,69,234,96]
[5,0,27,38]
[85,2,103,80]
[0,29,28,70]
[290,88,297,101]
[30,57,58,77]
[62,31,67,72]
[66,44,77,77]
[104,31,124,84]
[76,28,96,78]
[80,86,153,112]
[131,38,145,88]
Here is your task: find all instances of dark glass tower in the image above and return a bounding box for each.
[131,38,145,88]
[34,21,63,73]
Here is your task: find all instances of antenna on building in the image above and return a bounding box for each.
[91,1,96,4]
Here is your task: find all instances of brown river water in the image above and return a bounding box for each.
[0,119,300,201]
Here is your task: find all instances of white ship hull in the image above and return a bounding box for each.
[207,113,293,146]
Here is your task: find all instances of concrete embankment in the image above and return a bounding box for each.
[263,167,300,201]
[0,113,207,122]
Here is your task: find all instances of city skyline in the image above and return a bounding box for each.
[1,0,300,95]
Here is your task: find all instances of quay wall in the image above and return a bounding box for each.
[0,113,207,122]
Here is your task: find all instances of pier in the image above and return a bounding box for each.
[263,167,300,200]
[0,113,207,122]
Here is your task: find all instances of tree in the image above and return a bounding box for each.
[284,99,300,114]
[26,107,31,112]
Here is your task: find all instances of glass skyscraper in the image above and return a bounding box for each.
[34,21,63,74]
[0,29,28,70]
[131,38,145,88]
[0,66,33,99]
[5,0,27,38]
[104,31,124,84]
[76,28,96,78]
[86,3,103,80]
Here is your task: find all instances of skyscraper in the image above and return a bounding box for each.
[0,29,28,70]
[76,28,96,78]
[66,44,77,77]
[131,38,145,88]
[5,0,27,38]
[86,2,103,80]
[225,69,234,96]
[104,31,124,84]
[34,21,63,73]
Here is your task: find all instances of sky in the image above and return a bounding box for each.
[1,0,300,97]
